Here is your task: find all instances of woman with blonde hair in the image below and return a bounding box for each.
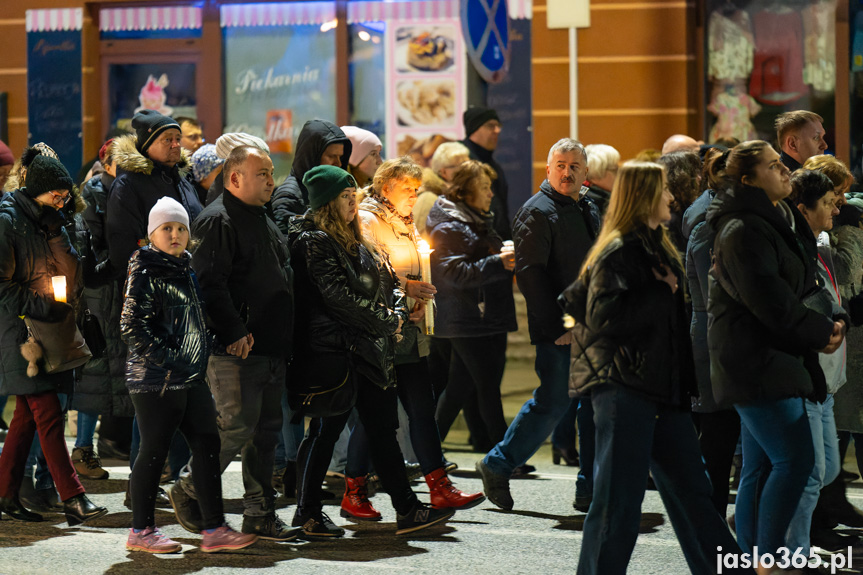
[562,161,743,574]
[414,142,470,237]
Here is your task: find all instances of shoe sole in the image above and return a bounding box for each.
[200,538,258,553]
[395,509,455,535]
[126,543,182,554]
[66,507,108,526]
[340,509,382,521]
[243,529,302,542]
[433,495,486,511]
[167,488,203,534]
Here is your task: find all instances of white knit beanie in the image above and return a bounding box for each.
[215,132,270,159]
[341,126,382,167]
[148,197,189,237]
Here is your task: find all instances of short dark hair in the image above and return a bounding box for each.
[223,145,263,185]
[175,116,200,129]
[775,110,823,147]
[790,169,834,209]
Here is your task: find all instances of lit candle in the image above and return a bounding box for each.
[51,275,66,303]
[416,239,434,335]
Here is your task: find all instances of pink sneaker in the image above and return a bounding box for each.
[200,525,258,553]
[126,527,182,554]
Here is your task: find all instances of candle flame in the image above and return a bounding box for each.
[417,239,433,255]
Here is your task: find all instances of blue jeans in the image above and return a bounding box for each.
[577,384,743,575]
[575,396,595,500]
[735,398,814,558]
[786,394,839,554]
[74,410,99,449]
[274,389,304,472]
[484,343,571,476]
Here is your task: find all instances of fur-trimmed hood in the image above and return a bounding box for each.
[419,167,448,198]
[112,134,191,177]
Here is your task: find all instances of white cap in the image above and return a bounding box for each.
[148,197,189,237]
[215,132,270,159]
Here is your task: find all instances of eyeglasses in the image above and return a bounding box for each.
[49,191,71,207]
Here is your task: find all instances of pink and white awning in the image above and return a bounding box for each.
[220,2,337,27]
[99,6,203,32]
[347,0,458,23]
[26,9,83,32]
[508,0,531,20]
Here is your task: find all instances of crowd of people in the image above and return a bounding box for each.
[0,105,861,574]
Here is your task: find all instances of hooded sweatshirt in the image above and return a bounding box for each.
[270,119,351,234]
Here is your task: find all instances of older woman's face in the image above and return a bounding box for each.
[745,147,791,205]
[383,176,421,217]
[439,155,469,183]
[335,187,358,223]
[465,175,494,213]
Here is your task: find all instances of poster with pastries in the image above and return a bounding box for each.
[386,17,465,165]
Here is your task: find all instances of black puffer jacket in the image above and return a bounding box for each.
[81,172,114,264]
[0,192,81,396]
[426,197,517,337]
[270,120,351,234]
[708,185,836,407]
[512,181,600,344]
[120,246,208,394]
[191,189,293,358]
[561,228,695,407]
[106,135,203,278]
[288,213,407,388]
[463,138,511,240]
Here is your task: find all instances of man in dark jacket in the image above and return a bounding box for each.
[171,145,299,542]
[476,138,600,510]
[269,119,351,233]
[775,110,828,173]
[462,107,511,240]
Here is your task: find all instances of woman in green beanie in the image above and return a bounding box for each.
[287,164,455,537]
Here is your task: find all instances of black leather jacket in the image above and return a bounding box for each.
[288,212,408,388]
[561,228,696,408]
[120,246,209,394]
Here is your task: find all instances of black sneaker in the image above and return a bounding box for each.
[291,510,345,538]
[405,462,424,482]
[242,513,302,541]
[395,501,454,535]
[168,482,203,533]
[475,460,513,510]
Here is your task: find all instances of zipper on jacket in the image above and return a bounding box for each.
[159,370,171,397]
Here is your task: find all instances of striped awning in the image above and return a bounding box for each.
[347,0,459,23]
[508,0,531,20]
[220,2,337,27]
[26,8,83,32]
[99,6,203,32]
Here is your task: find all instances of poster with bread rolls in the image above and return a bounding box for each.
[385,17,465,164]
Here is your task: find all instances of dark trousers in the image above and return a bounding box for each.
[695,408,740,516]
[297,374,417,517]
[576,396,595,499]
[578,384,744,575]
[435,334,508,446]
[0,392,84,501]
[346,358,445,477]
[130,383,223,530]
[552,397,579,449]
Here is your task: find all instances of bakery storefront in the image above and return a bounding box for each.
[22,0,532,190]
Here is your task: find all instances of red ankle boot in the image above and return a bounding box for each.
[425,468,486,510]
[340,477,381,521]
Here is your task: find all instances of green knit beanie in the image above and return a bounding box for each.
[303,165,357,211]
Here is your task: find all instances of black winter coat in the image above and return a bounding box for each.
[271,120,351,234]
[288,213,407,388]
[191,189,293,358]
[107,135,203,279]
[512,181,600,344]
[463,138,511,240]
[121,246,208,394]
[0,192,81,396]
[561,228,696,407]
[682,189,720,412]
[707,185,836,407]
[426,197,517,337]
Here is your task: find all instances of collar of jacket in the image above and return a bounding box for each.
[111,133,191,179]
[434,196,492,227]
[538,179,586,205]
[463,137,495,163]
[13,190,66,233]
[780,150,802,173]
[359,194,413,236]
[223,187,267,216]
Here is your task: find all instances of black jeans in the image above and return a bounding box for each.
[130,383,222,530]
[296,374,417,517]
[435,334,508,446]
[696,408,740,516]
[346,358,446,477]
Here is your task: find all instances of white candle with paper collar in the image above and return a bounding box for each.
[416,239,434,335]
[51,276,66,303]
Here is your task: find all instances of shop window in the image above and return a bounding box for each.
[704,0,836,150]
[349,21,386,154]
[108,63,197,131]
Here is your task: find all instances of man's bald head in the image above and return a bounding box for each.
[661,134,700,155]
